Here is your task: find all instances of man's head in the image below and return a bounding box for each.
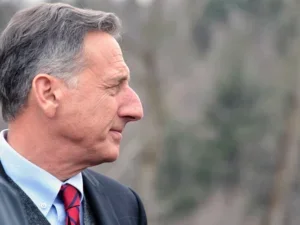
[0,3,143,167]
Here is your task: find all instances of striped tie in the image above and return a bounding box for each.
[59,184,81,225]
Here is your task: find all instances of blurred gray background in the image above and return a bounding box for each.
[1,0,300,225]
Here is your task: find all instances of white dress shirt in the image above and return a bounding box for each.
[0,129,84,225]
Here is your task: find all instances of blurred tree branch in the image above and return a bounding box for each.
[262,1,300,224]
[262,46,300,225]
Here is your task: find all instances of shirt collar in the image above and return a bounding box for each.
[0,129,84,217]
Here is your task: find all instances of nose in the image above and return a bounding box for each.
[118,87,144,122]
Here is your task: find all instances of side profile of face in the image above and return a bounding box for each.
[52,32,143,165]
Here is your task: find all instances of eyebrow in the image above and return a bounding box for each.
[111,73,130,83]
[111,66,131,83]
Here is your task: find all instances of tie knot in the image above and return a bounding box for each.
[59,184,81,210]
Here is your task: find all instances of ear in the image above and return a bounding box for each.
[31,74,63,118]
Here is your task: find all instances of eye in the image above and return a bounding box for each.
[113,83,122,90]
[109,83,122,96]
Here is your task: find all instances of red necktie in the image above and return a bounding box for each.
[59,184,81,225]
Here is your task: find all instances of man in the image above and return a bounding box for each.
[0,2,147,225]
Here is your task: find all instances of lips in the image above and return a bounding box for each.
[109,130,123,141]
[110,128,123,133]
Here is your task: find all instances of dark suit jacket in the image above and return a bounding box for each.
[82,169,148,225]
[0,162,147,225]
[0,173,28,225]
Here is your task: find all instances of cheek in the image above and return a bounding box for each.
[58,89,118,132]
[85,95,118,126]
[55,94,120,148]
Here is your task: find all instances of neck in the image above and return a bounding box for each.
[7,116,89,181]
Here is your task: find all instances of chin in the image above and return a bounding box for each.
[90,146,120,165]
[103,150,120,162]
[103,156,119,163]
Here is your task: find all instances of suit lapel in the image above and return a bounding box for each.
[82,170,120,225]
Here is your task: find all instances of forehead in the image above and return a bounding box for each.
[83,31,129,76]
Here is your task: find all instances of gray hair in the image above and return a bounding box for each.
[0,3,121,121]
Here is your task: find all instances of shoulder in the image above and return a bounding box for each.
[83,169,147,224]
[83,168,131,193]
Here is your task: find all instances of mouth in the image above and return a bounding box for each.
[109,128,123,141]
[110,128,123,133]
